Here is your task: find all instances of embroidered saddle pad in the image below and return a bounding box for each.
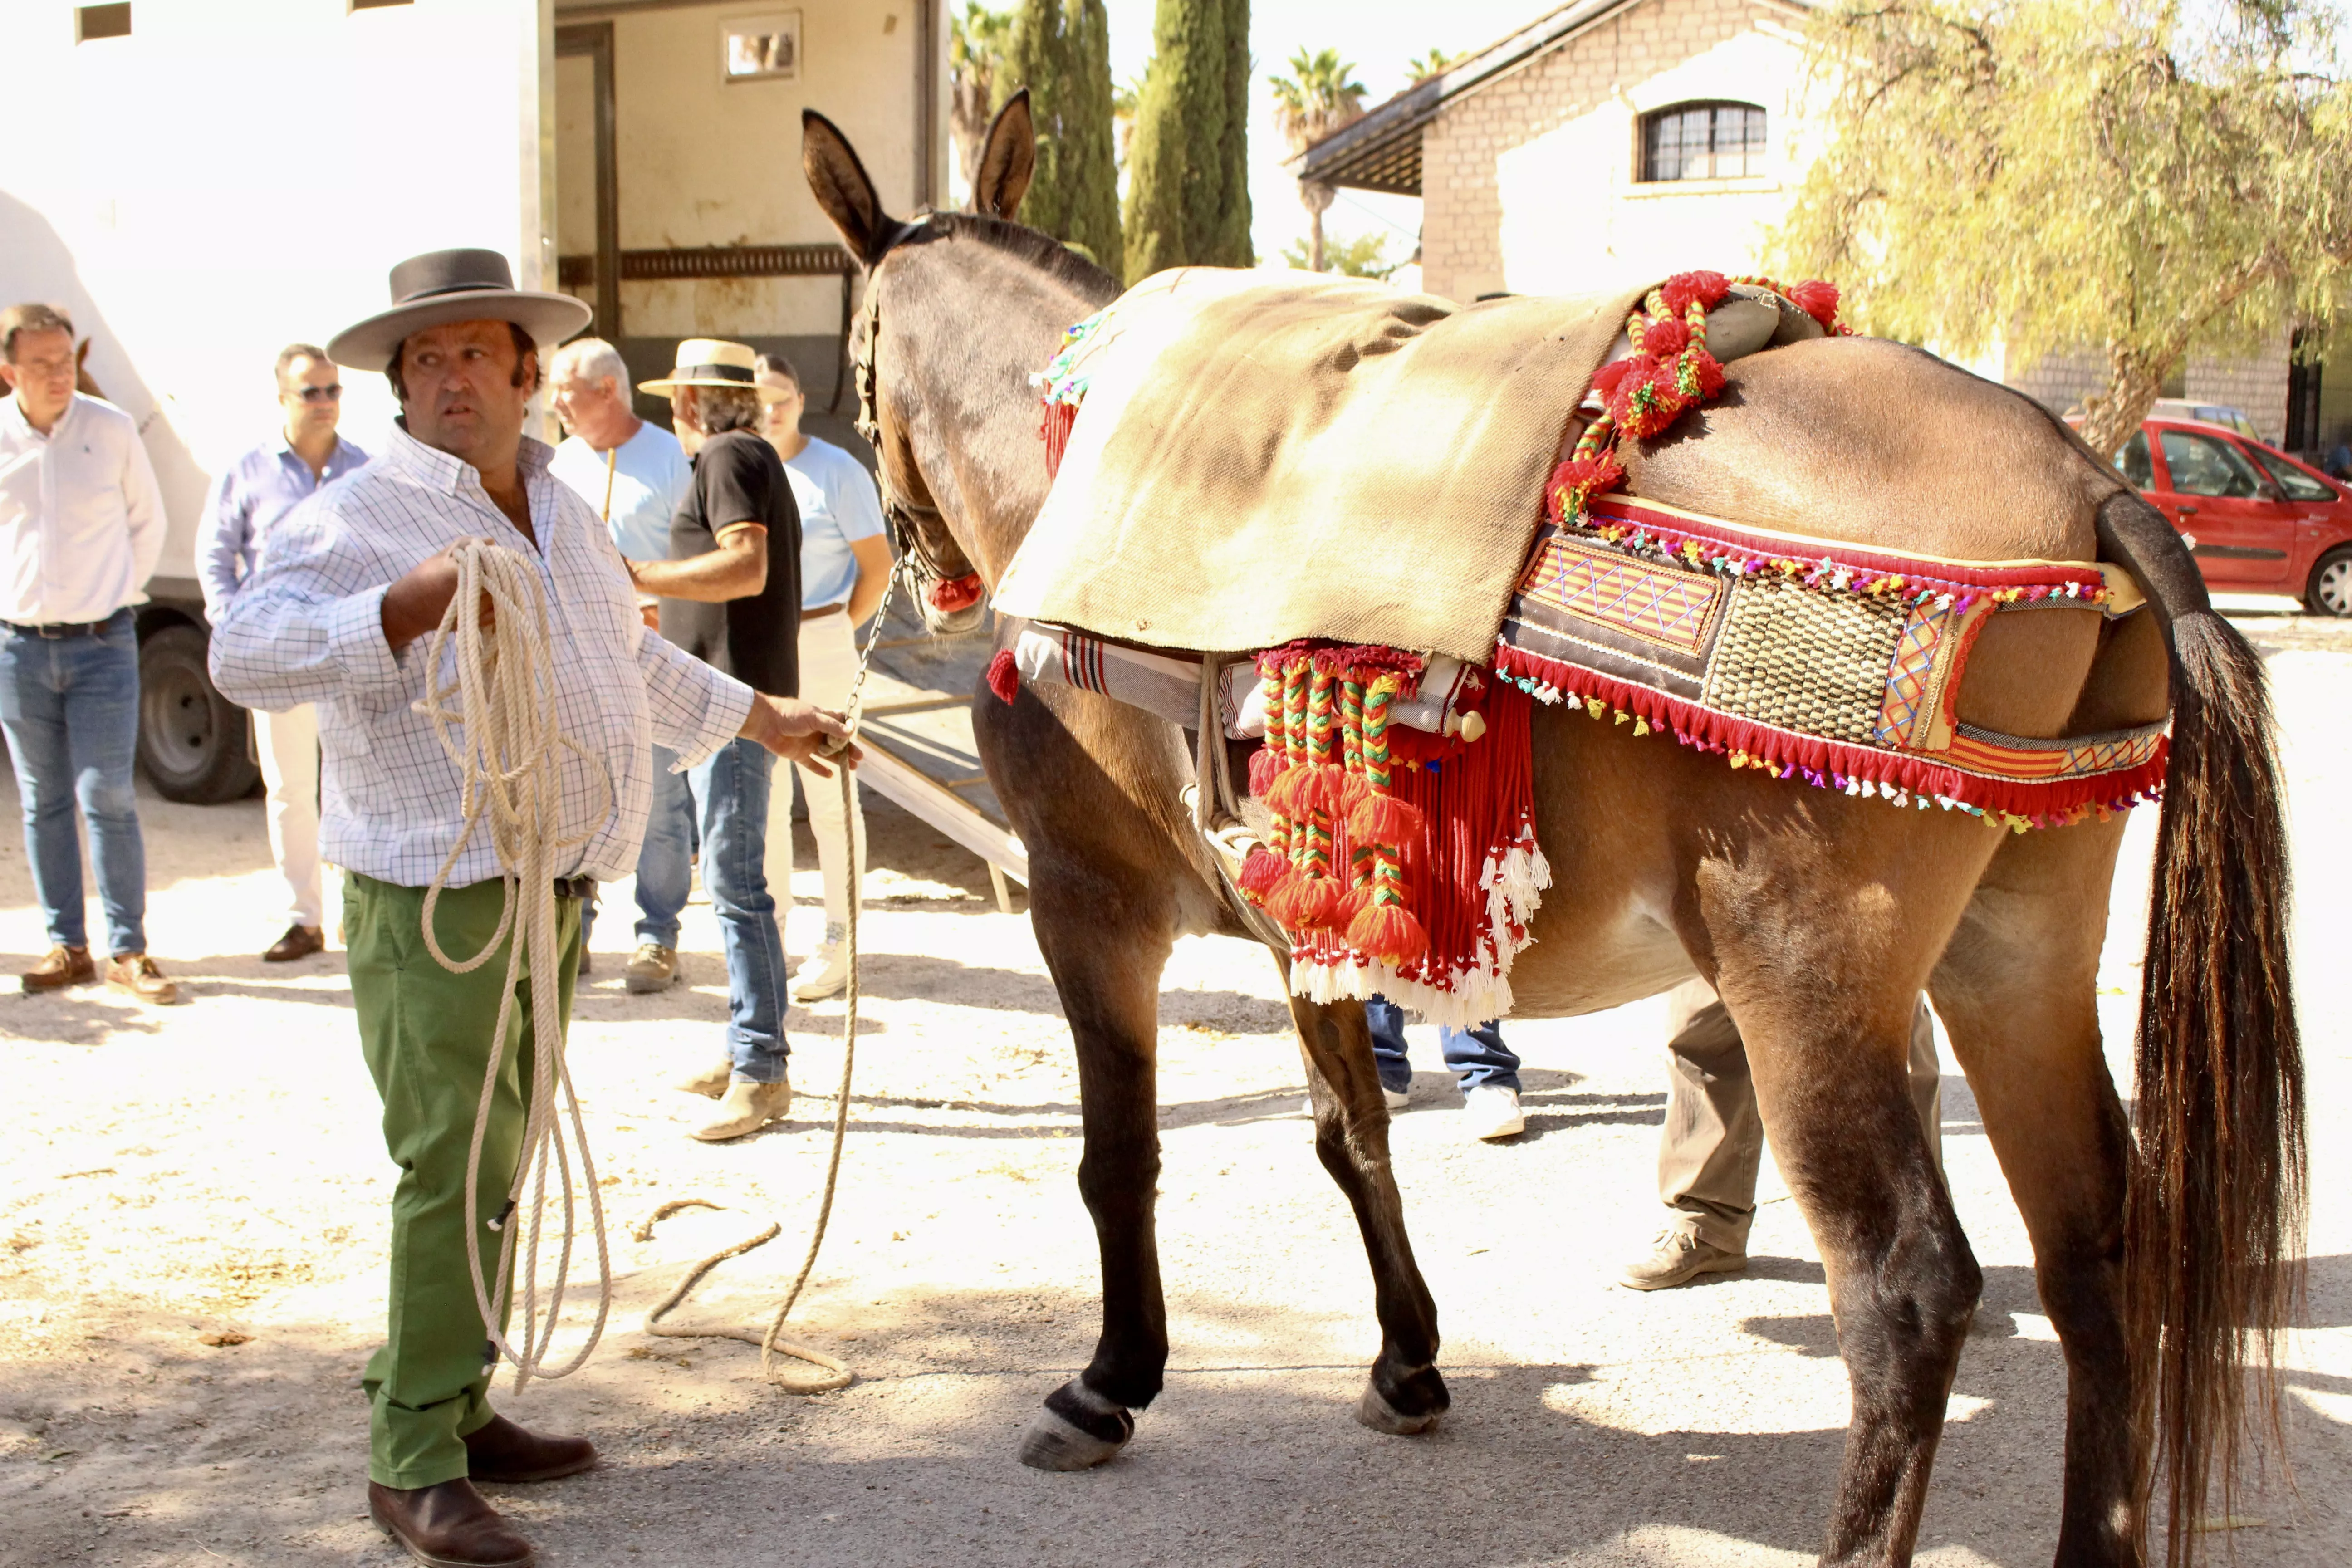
[991,267,1653,664]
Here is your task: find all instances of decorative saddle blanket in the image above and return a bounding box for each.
[995,270,2166,1024]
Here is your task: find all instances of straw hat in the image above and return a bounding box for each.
[637,338,792,402]
[326,248,590,374]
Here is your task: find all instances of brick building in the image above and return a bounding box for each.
[1298,0,2346,458]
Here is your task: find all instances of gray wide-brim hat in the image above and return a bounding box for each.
[326,248,591,374]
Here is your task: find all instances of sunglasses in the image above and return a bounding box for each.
[289,384,343,404]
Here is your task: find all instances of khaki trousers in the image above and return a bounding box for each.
[1660,978,1942,1251]
[764,609,866,934]
[255,703,324,928]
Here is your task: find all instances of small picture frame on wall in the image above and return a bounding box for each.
[722,10,801,83]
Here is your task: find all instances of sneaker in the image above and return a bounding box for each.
[22,944,95,994]
[624,942,679,994]
[1462,1083,1525,1140]
[1300,1085,1412,1117]
[105,954,180,1005]
[1619,1226,1747,1291]
[689,1076,793,1141]
[791,936,851,1002]
[675,1059,733,1098]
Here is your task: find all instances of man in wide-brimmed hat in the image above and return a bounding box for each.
[622,338,810,1142]
[210,250,856,1568]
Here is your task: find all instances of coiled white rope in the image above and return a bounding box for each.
[412,540,617,1392]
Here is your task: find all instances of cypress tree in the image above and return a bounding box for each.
[1122,0,1254,283]
[994,0,1122,269]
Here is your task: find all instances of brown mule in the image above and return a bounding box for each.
[802,92,2303,1568]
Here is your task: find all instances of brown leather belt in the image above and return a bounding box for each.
[802,600,845,621]
[552,876,596,901]
[4,617,110,638]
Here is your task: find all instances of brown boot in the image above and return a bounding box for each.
[105,954,180,1005]
[263,924,325,962]
[367,1478,535,1567]
[463,1413,597,1483]
[22,945,94,994]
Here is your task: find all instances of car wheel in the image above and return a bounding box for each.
[2303,547,2352,618]
[137,622,261,803]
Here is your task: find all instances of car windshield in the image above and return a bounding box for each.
[2158,429,2267,499]
[2249,446,2338,503]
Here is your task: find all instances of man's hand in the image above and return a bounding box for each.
[740,694,861,775]
[382,537,499,652]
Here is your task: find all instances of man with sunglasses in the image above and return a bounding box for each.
[199,344,370,962]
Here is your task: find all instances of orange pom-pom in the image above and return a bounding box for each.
[985,648,1019,705]
[1331,771,1371,816]
[1660,270,1731,315]
[1333,881,1376,927]
[1267,874,1342,931]
[1348,791,1425,845]
[1263,765,1313,816]
[1347,902,1430,965]
[1237,845,1292,901]
[1248,746,1284,799]
[1788,279,1840,329]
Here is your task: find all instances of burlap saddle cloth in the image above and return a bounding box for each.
[991,267,1654,665]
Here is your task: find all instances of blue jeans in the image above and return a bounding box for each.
[580,746,696,950]
[0,610,147,955]
[633,740,788,1083]
[1364,995,1518,1093]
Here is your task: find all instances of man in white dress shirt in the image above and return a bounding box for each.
[0,303,176,1003]
[199,343,371,962]
[209,250,855,1568]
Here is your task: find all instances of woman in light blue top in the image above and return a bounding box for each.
[757,353,892,1000]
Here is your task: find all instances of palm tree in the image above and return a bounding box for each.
[950,3,1014,191]
[1405,48,1453,84]
[1269,47,1367,273]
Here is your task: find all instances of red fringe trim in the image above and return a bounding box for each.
[1492,644,2166,825]
[1041,400,1079,479]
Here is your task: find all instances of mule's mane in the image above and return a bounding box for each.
[917,211,1122,307]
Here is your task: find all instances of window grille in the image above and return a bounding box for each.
[1638,103,1767,183]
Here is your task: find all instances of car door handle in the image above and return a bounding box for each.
[2177,505,2199,515]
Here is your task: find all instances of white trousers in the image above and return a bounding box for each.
[255,703,324,928]
[765,610,866,935]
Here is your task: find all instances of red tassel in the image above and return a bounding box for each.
[1642,317,1690,359]
[1660,270,1731,315]
[1615,364,1695,439]
[1267,874,1341,931]
[1348,792,1425,845]
[1687,347,1726,400]
[1333,882,1376,926]
[1264,765,1310,816]
[931,573,985,612]
[1238,845,1292,900]
[1041,400,1079,478]
[1332,771,1371,816]
[1347,902,1429,966]
[1247,746,1284,799]
[985,648,1019,705]
[1590,358,1635,397]
[1788,279,1840,329]
[1547,450,1627,522]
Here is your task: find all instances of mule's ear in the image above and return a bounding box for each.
[972,90,1036,221]
[803,110,896,268]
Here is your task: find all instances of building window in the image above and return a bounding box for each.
[1638,102,1767,183]
[350,0,415,10]
[76,4,131,42]
[723,10,802,83]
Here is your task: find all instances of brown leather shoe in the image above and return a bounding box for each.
[462,1412,597,1483]
[367,1478,535,1567]
[22,945,94,994]
[263,923,325,962]
[104,954,180,1005]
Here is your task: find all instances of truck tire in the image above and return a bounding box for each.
[137,622,260,803]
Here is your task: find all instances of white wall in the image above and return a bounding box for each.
[1493,21,1811,297]
[0,0,549,590]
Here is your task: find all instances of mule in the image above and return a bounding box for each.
[802,95,2303,1567]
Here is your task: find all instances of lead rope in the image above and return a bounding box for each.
[640,563,904,1392]
[413,541,618,1392]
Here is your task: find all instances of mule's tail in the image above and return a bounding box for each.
[2096,491,2306,1563]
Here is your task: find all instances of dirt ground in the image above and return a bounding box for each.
[2,616,2349,1568]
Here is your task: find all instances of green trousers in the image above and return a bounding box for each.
[346,872,581,1489]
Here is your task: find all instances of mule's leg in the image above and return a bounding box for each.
[1930,823,2138,1568]
[1016,886,1177,1471]
[1292,992,1449,1434]
[1700,845,1988,1567]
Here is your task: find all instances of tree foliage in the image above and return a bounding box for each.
[1772,0,2352,454]
[1122,0,1254,282]
[1269,47,1368,272]
[1405,48,1455,84]
[1281,231,1399,278]
[950,3,1016,191]
[994,0,1123,267]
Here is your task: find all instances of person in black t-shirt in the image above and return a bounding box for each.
[627,339,804,1142]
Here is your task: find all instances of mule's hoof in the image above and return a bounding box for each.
[1018,1382,1135,1471]
[1357,1376,1442,1436]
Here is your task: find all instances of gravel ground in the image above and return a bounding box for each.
[1,616,2347,1568]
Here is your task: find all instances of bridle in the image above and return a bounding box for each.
[852,237,985,616]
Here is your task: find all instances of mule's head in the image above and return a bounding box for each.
[801,94,1041,637]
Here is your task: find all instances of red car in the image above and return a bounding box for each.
[2113,417,2352,614]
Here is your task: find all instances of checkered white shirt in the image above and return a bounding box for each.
[210,422,753,889]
